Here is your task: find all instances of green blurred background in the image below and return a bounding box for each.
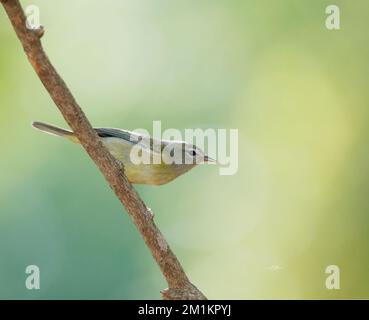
[1,0,369,299]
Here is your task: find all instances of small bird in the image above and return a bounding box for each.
[32,121,214,185]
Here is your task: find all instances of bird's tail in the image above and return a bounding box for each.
[32,121,79,143]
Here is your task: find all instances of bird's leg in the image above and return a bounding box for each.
[116,159,124,171]
[115,159,154,219]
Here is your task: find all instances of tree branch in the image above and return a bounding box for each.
[1,0,206,300]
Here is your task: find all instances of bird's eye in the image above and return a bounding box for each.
[189,150,197,156]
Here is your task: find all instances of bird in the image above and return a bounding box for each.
[32,121,214,185]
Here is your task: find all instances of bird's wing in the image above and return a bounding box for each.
[95,127,140,142]
[95,127,165,154]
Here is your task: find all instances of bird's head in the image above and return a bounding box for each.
[161,141,215,165]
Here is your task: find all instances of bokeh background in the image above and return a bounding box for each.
[1,0,369,299]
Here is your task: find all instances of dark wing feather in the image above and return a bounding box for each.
[95,127,138,143]
[95,128,166,151]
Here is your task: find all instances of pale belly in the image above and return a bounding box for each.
[102,137,193,185]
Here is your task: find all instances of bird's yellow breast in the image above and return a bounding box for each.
[102,137,194,185]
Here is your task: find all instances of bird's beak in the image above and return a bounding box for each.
[203,155,216,163]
